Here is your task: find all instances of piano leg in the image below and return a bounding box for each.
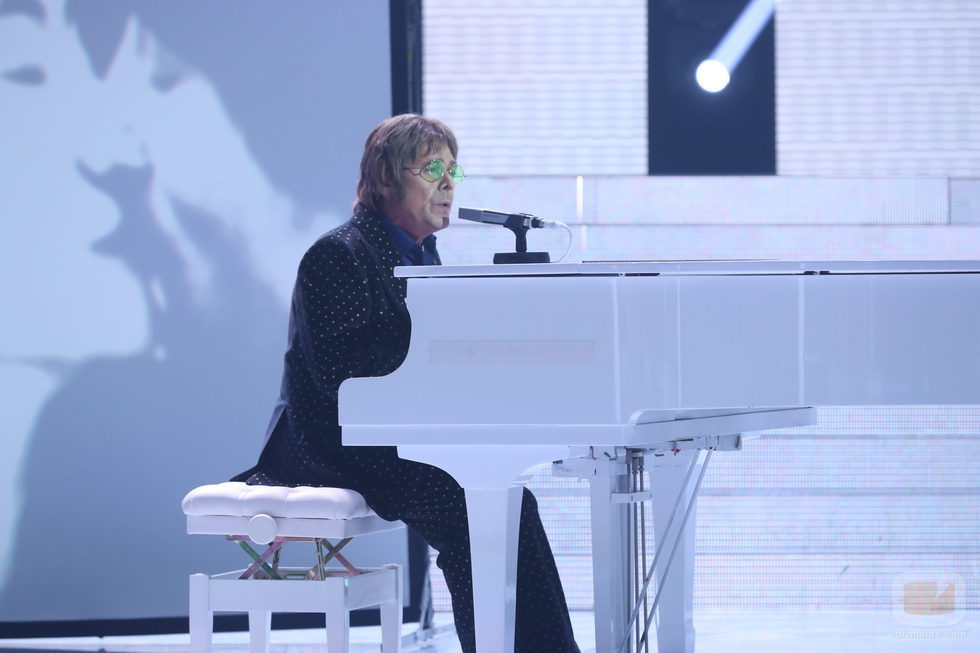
[589,471,632,653]
[463,485,524,653]
[650,450,699,653]
[396,443,570,652]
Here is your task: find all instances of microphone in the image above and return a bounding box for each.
[457,207,570,265]
[458,207,562,230]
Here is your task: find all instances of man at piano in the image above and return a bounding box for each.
[232,114,580,652]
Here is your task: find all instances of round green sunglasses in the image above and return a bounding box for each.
[406,159,465,184]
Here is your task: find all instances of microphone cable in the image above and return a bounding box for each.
[531,218,573,262]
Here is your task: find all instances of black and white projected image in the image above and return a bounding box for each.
[0,0,391,622]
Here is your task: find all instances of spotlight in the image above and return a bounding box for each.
[696,59,730,92]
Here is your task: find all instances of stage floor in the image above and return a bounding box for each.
[1,609,977,652]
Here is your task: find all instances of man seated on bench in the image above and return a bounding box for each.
[232,114,580,653]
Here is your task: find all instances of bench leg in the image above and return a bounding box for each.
[380,564,402,653]
[324,582,350,653]
[249,610,271,653]
[189,573,213,653]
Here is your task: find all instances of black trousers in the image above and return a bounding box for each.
[340,452,581,653]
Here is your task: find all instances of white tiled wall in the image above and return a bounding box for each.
[776,0,980,177]
[423,0,647,176]
[441,175,979,265]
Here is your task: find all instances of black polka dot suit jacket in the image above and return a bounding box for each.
[233,204,438,488]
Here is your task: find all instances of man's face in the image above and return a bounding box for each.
[382,144,456,241]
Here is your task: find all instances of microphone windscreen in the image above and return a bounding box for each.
[457,207,484,223]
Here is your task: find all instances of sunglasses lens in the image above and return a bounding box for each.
[448,164,465,183]
[421,160,445,182]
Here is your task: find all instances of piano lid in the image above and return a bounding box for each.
[394,260,980,278]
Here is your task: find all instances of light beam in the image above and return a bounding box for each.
[696,0,775,92]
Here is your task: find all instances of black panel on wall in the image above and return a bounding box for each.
[648,0,775,174]
[390,0,423,116]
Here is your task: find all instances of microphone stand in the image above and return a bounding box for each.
[493,214,551,264]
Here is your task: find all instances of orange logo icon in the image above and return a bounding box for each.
[903,581,955,616]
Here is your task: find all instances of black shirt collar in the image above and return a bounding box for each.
[378,214,438,266]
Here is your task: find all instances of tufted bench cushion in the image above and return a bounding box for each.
[182,482,375,520]
[183,481,401,543]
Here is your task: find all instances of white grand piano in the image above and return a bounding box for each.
[340,260,980,653]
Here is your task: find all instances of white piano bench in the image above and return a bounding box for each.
[182,481,405,653]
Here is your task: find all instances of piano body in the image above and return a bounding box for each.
[339,260,980,653]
